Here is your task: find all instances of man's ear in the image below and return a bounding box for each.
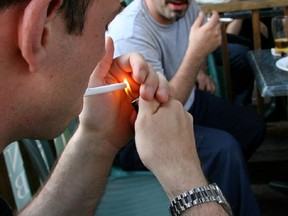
[18,0,63,72]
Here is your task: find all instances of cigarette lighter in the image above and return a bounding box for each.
[132,98,139,113]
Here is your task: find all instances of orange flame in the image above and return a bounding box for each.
[124,78,139,101]
[124,79,132,96]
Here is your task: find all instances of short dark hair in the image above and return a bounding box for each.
[0,0,92,35]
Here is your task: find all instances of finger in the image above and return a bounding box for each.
[97,37,114,73]
[206,10,220,29]
[209,79,216,93]
[138,64,158,101]
[138,97,160,115]
[193,11,205,29]
[113,53,157,99]
[154,72,170,103]
[206,82,212,93]
[204,78,211,92]
[104,37,115,62]
[198,82,204,91]
[115,52,148,83]
[88,37,115,86]
[209,10,220,24]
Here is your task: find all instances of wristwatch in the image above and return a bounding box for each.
[169,183,232,216]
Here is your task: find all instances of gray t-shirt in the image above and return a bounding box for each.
[107,0,201,109]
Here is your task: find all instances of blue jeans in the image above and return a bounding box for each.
[194,125,261,216]
[190,90,265,160]
[115,90,266,216]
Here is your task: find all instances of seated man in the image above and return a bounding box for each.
[107,0,266,215]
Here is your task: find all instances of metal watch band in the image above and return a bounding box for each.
[169,183,232,216]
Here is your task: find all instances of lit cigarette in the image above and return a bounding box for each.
[84,82,127,97]
[207,17,233,23]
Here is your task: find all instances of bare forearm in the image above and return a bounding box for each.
[135,98,231,216]
[155,159,229,216]
[18,127,117,216]
[170,48,205,104]
[169,10,221,104]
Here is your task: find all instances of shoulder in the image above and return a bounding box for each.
[108,0,154,43]
[108,0,145,39]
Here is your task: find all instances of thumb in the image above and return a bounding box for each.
[104,36,115,61]
[89,37,115,84]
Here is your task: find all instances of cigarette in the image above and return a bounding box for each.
[207,17,233,23]
[84,82,127,97]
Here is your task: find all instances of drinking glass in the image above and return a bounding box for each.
[271,16,288,54]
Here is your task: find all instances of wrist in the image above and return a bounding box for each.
[187,44,206,61]
[71,125,119,162]
[156,165,208,201]
[169,183,232,216]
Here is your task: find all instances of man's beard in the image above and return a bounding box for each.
[174,10,183,21]
[165,0,189,21]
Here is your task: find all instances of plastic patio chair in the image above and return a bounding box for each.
[207,53,227,99]
[3,142,33,210]
[94,175,169,216]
